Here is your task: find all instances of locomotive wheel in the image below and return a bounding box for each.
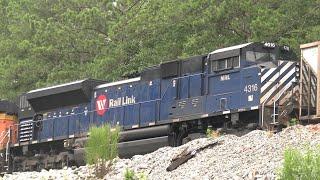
[36,163,44,172]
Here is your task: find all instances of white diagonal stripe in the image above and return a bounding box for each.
[261,68,276,83]
[261,69,279,93]
[263,79,294,106]
[260,66,295,103]
[261,62,293,93]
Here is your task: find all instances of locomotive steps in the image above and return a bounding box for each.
[3,124,320,180]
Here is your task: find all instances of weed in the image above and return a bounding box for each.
[124,168,148,180]
[85,124,120,178]
[206,128,220,138]
[278,146,320,180]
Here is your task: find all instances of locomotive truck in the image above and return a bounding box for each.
[0,42,302,172]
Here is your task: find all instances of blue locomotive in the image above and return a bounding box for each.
[6,42,299,171]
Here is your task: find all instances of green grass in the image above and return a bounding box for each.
[84,124,120,178]
[124,168,135,180]
[85,124,120,164]
[124,168,147,180]
[289,118,298,126]
[278,146,320,180]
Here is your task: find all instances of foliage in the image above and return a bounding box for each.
[206,128,213,138]
[289,118,298,126]
[0,0,319,100]
[206,128,220,138]
[278,147,320,180]
[124,168,135,180]
[85,124,120,178]
[124,168,147,180]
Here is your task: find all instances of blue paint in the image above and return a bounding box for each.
[23,42,298,144]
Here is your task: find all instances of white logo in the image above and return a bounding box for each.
[96,99,107,111]
[109,95,136,108]
[220,74,230,81]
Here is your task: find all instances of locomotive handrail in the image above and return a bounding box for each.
[0,131,6,141]
[0,130,9,146]
[5,127,11,162]
[272,83,294,124]
[261,82,279,127]
[0,128,10,163]
[261,81,295,126]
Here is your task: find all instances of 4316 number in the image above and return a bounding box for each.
[244,84,258,93]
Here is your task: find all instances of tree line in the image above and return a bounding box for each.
[0,0,319,100]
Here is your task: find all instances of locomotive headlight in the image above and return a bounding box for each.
[294,64,300,82]
[295,64,300,73]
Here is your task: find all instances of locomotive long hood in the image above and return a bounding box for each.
[0,100,18,115]
[26,79,105,112]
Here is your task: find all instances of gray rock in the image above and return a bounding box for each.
[3,124,320,180]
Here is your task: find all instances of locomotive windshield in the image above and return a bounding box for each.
[243,43,297,63]
[245,51,276,62]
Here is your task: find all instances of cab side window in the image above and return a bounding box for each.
[211,56,239,72]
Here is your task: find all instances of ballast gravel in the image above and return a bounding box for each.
[3,124,320,180]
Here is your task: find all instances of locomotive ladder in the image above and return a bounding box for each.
[271,82,296,125]
[271,87,288,124]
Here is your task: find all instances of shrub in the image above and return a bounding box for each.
[85,124,120,178]
[278,146,320,180]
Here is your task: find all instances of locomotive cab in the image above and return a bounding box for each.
[206,42,298,128]
[241,42,297,68]
[208,42,297,74]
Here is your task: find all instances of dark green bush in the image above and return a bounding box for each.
[278,147,320,180]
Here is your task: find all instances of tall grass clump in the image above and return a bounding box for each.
[278,146,320,180]
[85,124,120,178]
